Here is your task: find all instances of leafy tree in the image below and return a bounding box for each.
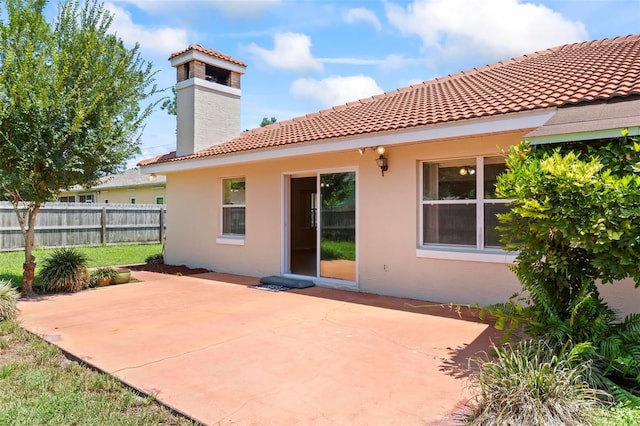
[491,135,640,403]
[0,0,158,294]
[160,86,176,116]
[260,116,277,127]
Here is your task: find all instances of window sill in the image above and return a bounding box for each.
[416,247,517,263]
[216,236,245,246]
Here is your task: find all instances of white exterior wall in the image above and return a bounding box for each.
[176,81,241,156]
[176,85,195,157]
[163,130,639,316]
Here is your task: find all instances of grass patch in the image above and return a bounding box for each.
[0,244,162,288]
[0,319,194,425]
[320,241,355,261]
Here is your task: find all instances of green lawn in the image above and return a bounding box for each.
[320,241,356,261]
[0,244,162,288]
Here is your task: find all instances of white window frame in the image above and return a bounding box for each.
[79,194,94,203]
[218,176,246,245]
[418,156,517,263]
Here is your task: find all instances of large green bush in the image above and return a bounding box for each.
[38,248,89,292]
[490,136,640,404]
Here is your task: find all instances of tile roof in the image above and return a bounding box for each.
[169,44,246,67]
[142,34,640,166]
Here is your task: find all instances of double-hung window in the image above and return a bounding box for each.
[421,156,510,251]
[222,177,245,236]
[79,194,94,203]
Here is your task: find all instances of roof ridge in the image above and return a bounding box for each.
[435,34,640,82]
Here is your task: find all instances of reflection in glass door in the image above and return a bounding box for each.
[319,172,356,281]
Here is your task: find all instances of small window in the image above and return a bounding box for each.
[155,196,164,205]
[104,200,109,204]
[222,177,245,236]
[79,194,94,203]
[58,196,75,203]
[130,197,136,204]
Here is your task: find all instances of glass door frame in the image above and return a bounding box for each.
[282,167,359,289]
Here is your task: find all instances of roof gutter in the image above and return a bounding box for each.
[140,108,556,175]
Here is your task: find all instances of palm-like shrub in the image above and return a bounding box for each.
[464,339,608,425]
[0,280,19,321]
[39,248,89,292]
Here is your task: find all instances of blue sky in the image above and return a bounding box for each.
[99,0,639,167]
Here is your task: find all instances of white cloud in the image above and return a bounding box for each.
[245,32,323,72]
[380,54,426,70]
[343,7,382,31]
[105,3,187,55]
[385,0,588,59]
[291,75,384,108]
[313,54,424,69]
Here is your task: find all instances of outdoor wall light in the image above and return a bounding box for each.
[458,167,475,176]
[376,146,388,176]
[358,146,389,176]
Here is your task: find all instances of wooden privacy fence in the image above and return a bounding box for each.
[0,202,165,252]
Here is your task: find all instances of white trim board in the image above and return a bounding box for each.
[141,109,555,175]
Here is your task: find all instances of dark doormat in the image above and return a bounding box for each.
[258,275,315,289]
[251,284,291,292]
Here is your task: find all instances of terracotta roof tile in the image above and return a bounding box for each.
[169,44,246,67]
[146,34,640,166]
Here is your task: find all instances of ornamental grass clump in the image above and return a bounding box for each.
[464,339,608,425]
[39,248,89,292]
[0,280,19,321]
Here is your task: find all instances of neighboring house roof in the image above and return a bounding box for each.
[65,168,166,192]
[140,34,640,167]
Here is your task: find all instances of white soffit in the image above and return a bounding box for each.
[141,109,555,174]
[526,97,640,145]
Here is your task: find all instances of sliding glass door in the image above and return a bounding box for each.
[288,171,356,282]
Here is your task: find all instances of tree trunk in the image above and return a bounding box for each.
[20,202,40,295]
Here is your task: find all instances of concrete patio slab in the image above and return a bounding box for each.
[18,272,500,425]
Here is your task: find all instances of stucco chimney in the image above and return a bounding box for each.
[169,45,247,157]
